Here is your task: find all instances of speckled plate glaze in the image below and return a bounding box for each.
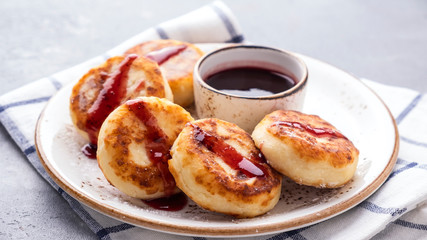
[35,44,399,237]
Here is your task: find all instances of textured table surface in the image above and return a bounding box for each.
[1,0,426,239]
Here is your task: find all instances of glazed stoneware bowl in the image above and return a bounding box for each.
[193,45,308,133]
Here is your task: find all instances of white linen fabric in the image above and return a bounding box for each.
[1,1,426,239]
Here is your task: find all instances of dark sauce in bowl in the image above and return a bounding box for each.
[205,67,296,97]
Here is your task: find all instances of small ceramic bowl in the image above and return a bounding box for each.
[193,45,308,133]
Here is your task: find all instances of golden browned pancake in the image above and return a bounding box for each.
[125,39,203,107]
[252,110,359,188]
[97,97,194,199]
[169,118,282,218]
[70,55,173,144]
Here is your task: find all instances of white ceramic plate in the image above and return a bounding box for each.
[35,44,399,237]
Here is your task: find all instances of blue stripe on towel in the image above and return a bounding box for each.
[396,158,407,165]
[359,201,407,216]
[0,96,51,113]
[96,223,135,239]
[401,136,427,148]
[0,112,32,148]
[211,4,244,43]
[225,34,244,43]
[58,189,135,239]
[395,94,422,124]
[387,161,418,180]
[394,219,427,231]
[49,77,63,90]
[155,26,169,39]
[24,145,36,155]
[385,159,419,183]
[395,158,427,172]
[58,188,113,240]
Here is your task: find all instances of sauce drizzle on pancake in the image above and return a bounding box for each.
[272,121,348,140]
[126,99,176,196]
[191,124,267,178]
[85,54,138,145]
[145,45,187,65]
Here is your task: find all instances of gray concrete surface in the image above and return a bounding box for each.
[1,0,426,239]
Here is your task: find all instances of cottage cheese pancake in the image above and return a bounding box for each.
[125,39,203,107]
[97,97,193,199]
[169,118,282,218]
[252,110,359,188]
[70,55,173,145]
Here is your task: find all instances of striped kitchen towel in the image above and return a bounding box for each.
[1,1,427,239]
